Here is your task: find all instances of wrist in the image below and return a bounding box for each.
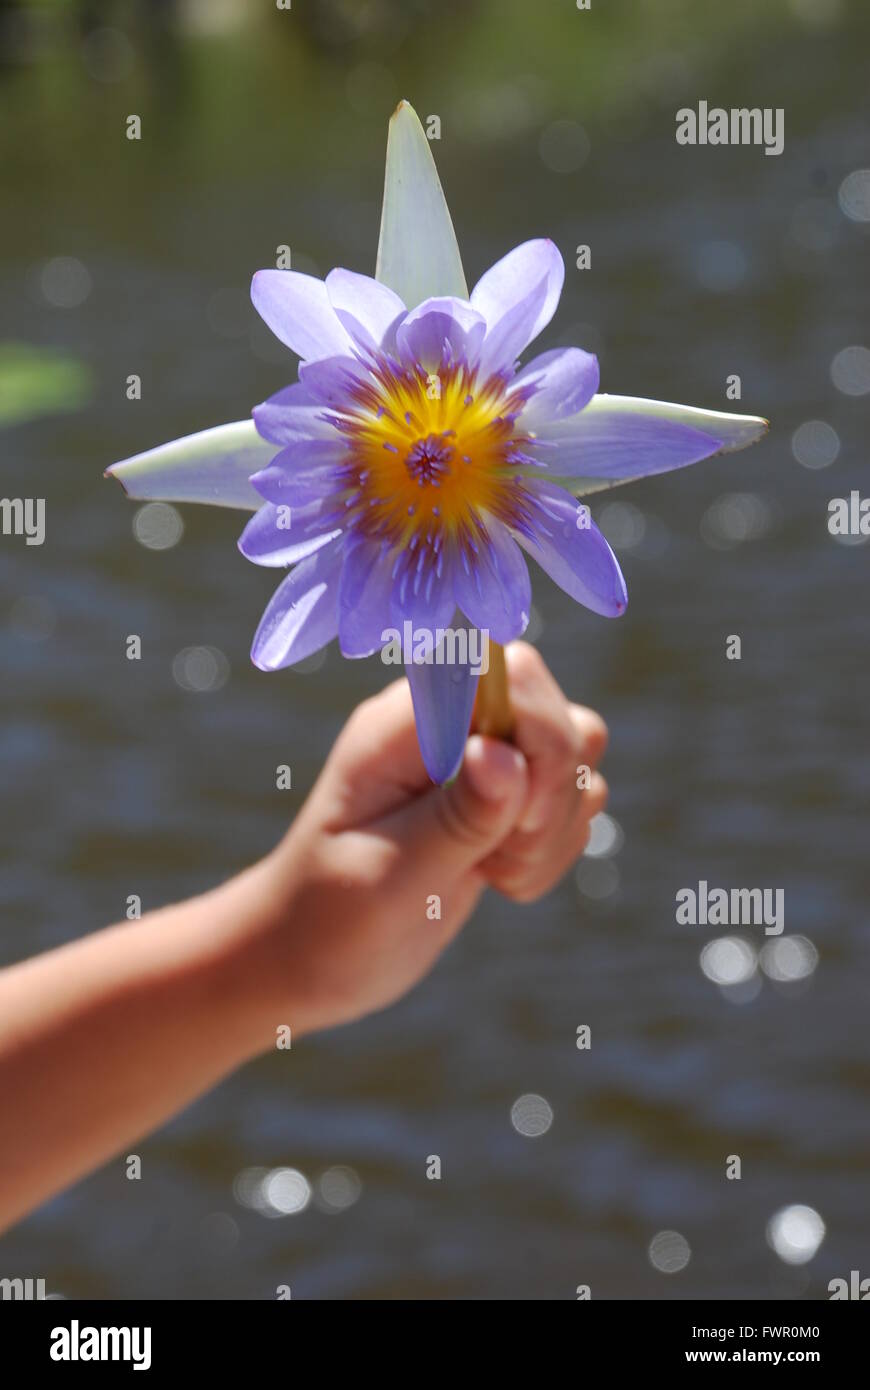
[201,852,317,1059]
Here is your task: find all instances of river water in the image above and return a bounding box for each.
[1,0,868,1298]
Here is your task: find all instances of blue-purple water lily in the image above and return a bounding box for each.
[107,101,767,784]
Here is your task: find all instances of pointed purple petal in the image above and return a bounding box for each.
[238,499,342,567]
[531,394,769,480]
[395,297,487,373]
[297,354,370,408]
[253,382,337,446]
[325,268,406,350]
[514,346,600,423]
[250,540,342,671]
[251,270,353,362]
[477,273,550,379]
[517,479,627,618]
[406,649,479,785]
[338,536,397,658]
[389,550,457,633]
[471,239,564,369]
[454,518,531,644]
[250,440,347,507]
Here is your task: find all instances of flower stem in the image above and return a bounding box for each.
[473,640,515,741]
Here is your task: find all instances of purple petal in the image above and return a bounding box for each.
[471,239,564,369]
[529,394,768,480]
[250,440,347,507]
[390,549,457,634]
[514,347,600,423]
[325,269,406,350]
[406,650,480,785]
[454,518,531,644]
[395,297,487,372]
[477,273,550,379]
[517,479,627,618]
[250,539,342,671]
[238,499,342,567]
[338,536,397,658]
[253,382,336,446]
[297,354,370,408]
[251,270,353,362]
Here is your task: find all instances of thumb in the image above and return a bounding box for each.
[381,735,529,877]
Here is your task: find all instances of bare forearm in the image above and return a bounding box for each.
[0,651,607,1233]
[0,865,275,1233]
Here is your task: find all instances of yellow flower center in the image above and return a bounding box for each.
[339,358,534,551]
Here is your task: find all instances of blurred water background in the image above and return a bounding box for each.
[1,0,868,1299]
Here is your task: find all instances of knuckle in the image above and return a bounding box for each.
[509,878,548,904]
[570,705,609,759]
[494,876,529,901]
[551,721,578,764]
[536,711,575,767]
[530,718,576,771]
[490,865,549,903]
[327,831,400,891]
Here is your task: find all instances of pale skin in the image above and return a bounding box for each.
[0,642,608,1234]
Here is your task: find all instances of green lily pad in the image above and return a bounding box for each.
[0,341,94,428]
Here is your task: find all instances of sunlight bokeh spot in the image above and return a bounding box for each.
[172,645,229,693]
[316,1166,362,1213]
[39,256,91,309]
[511,1093,553,1138]
[791,420,839,470]
[830,345,870,396]
[585,812,624,859]
[648,1230,691,1274]
[133,502,184,551]
[760,935,818,983]
[767,1205,825,1265]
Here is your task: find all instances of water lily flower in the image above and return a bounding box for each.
[107,102,767,784]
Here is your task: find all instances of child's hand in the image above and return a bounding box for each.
[0,642,608,1229]
[246,642,609,1036]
